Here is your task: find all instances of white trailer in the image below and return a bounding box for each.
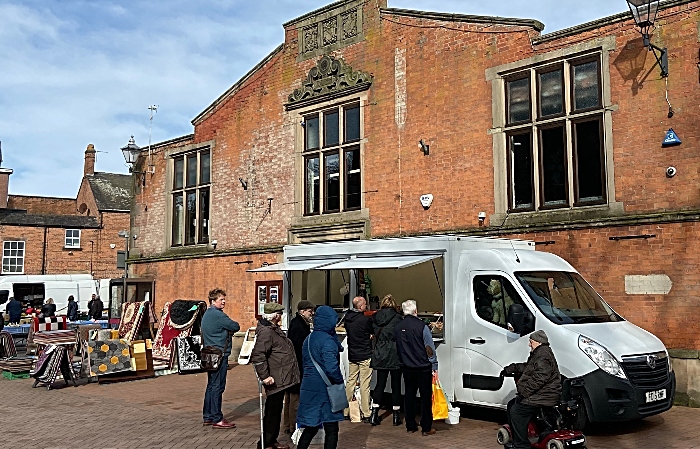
[250,235,675,426]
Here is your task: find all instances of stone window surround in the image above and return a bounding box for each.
[162,140,215,250]
[486,36,623,226]
[291,92,369,238]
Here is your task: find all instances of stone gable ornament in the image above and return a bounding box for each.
[287,55,372,109]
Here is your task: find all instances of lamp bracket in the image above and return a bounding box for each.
[642,34,668,78]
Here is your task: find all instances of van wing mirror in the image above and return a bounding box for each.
[507,304,525,335]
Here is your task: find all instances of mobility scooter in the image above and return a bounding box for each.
[496,377,587,449]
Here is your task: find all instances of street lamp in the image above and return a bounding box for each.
[121,136,146,186]
[626,0,668,77]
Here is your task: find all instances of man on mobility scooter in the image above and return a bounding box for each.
[497,330,586,449]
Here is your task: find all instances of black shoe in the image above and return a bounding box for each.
[370,408,381,426]
[361,417,372,424]
[392,410,402,426]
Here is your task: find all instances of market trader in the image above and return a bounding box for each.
[501,330,561,449]
[201,288,240,429]
[6,296,22,324]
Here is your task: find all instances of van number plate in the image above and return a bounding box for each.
[645,389,666,403]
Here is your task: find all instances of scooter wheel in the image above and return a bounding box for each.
[496,427,510,445]
[547,440,565,449]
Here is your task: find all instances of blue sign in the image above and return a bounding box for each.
[662,128,682,147]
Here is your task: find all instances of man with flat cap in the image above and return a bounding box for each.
[251,302,300,449]
[283,300,315,434]
[501,330,561,449]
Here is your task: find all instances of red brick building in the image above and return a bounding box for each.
[129,0,700,401]
[1,145,130,280]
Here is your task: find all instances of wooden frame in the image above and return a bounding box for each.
[569,56,602,113]
[572,115,606,206]
[506,131,535,213]
[537,122,569,210]
[505,74,532,126]
[536,63,565,120]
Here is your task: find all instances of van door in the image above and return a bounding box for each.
[466,272,534,406]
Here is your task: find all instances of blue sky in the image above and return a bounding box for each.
[0,0,628,198]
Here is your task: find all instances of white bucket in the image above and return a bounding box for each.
[446,407,460,425]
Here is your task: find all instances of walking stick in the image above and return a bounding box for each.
[257,373,265,449]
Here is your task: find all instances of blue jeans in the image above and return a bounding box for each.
[203,358,228,423]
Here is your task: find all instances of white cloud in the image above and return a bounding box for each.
[0,0,629,197]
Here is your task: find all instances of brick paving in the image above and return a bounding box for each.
[2,363,700,448]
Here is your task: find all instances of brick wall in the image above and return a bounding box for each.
[7,195,77,215]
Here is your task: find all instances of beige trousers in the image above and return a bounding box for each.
[282,390,300,433]
[345,358,372,418]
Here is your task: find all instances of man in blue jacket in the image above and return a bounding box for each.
[6,297,22,324]
[395,299,438,436]
[201,288,240,429]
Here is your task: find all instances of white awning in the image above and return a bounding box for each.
[247,259,346,272]
[322,254,442,270]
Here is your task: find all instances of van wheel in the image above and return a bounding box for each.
[496,427,510,445]
[547,439,565,449]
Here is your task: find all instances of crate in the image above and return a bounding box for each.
[2,370,30,380]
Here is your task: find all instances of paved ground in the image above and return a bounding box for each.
[2,363,700,449]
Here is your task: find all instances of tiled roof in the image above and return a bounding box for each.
[86,172,131,212]
[0,211,100,228]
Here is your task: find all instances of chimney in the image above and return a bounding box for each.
[0,167,13,209]
[84,144,96,176]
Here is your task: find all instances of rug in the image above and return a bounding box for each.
[118,302,146,341]
[87,339,133,377]
[0,331,17,358]
[175,335,202,374]
[0,357,34,373]
[152,302,179,363]
[152,300,205,368]
[30,345,65,384]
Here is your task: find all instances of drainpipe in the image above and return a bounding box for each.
[41,227,47,274]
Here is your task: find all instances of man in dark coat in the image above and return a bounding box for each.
[251,302,300,449]
[88,294,103,321]
[283,300,315,434]
[395,299,438,436]
[6,297,22,324]
[502,330,562,449]
[66,295,79,321]
[343,296,374,422]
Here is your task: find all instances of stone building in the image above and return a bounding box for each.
[1,145,130,280]
[128,0,700,403]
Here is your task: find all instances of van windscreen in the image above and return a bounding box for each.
[515,271,623,324]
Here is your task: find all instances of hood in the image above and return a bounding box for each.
[374,308,399,326]
[344,309,364,324]
[563,321,666,358]
[313,305,339,334]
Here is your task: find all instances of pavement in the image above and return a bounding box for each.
[2,363,700,449]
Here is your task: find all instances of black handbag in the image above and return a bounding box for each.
[200,333,230,372]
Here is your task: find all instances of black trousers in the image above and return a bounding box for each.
[261,389,286,448]
[372,369,402,407]
[507,397,538,449]
[402,368,433,432]
[297,421,339,449]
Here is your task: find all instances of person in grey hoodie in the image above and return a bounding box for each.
[201,288,240,429]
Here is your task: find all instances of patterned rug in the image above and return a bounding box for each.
[0,331,17,358]
[152,301,205,368]
[30,345,66,384]
[118,302,146,341]
[175,335,202,374]
[87,339,132,377]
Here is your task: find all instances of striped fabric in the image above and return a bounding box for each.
[33,330,77,347]
[33,316,68,332]
[0,331,18,358]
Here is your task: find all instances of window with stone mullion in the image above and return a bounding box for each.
[171,149,211,246]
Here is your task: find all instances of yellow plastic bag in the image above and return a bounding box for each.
[432,374,449,420]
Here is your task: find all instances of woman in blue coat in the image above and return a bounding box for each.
[296,305,344,449]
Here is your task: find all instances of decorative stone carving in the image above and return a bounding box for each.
[287,55,372,107]
[322,17,338,46]
[303,25,318,53]
[342,10,358,40]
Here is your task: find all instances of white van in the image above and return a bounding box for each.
[0,274,99,315]
[250,235,675,426]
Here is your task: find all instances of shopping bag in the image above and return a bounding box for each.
[432,374,449,420]
[349,398,361,422]
[292,426,325,445]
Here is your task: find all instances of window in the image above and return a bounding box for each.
[304,102,362,215]
[504,56,605,212]
[2,241,25,274]
[65,229,80,248]
[172,149,211,246]
[473,275,532,331]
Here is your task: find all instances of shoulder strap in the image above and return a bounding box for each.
[305,334,331,387]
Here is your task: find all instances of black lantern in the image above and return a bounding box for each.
[120,136,146,186]
[625,0,667,77]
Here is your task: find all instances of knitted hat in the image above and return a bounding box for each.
[297,300,316,311]
[263,302,285,314]
[529,330,549,345]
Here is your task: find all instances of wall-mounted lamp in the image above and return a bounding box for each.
[478,211,486,226]
[418,139,430,156]
[121,136,147,187]
[211,239,218,250]
[239,177,248,190]
[626,0,668,78]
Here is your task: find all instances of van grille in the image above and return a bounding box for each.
[621,353,669,388]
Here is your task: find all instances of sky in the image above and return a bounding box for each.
[0,0,629,198]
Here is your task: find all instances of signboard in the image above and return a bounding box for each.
[662,128,681,147]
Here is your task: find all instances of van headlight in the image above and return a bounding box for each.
[667,351,673,373]
[578,335,627,379]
